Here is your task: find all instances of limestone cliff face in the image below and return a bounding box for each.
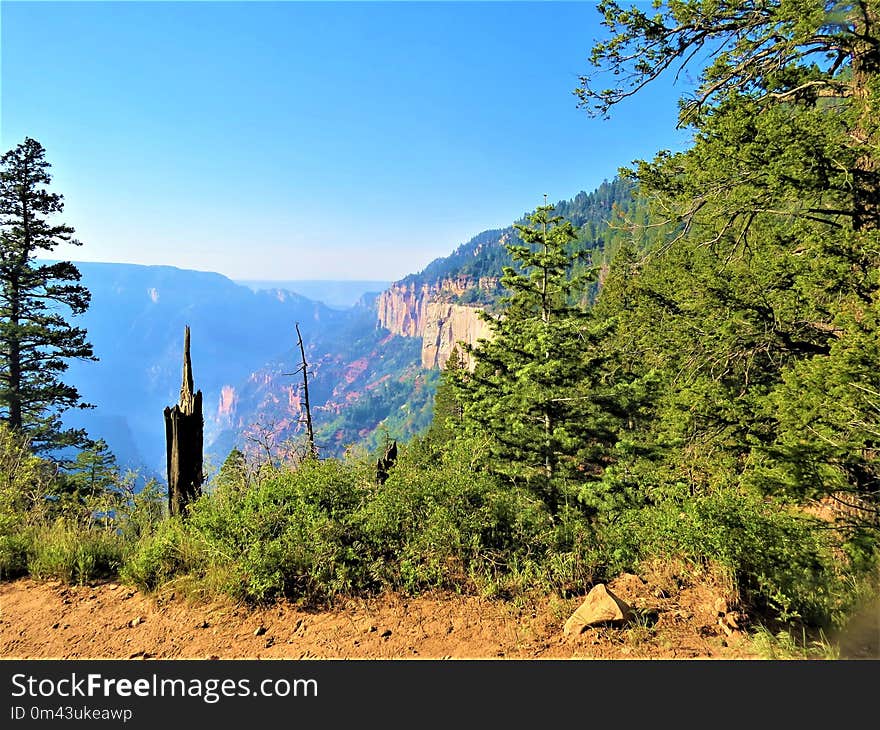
[376,282,432,338]
[421,302,492,369]
[376,277,497,370]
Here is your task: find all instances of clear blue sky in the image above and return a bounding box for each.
[1,1,692,281]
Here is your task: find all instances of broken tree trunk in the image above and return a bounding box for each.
[295,322,318,460]
[164,325,203,517]
[376,439,398,485]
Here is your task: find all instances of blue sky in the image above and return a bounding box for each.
[1,1,692,281]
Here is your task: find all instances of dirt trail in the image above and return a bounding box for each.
[0,572,771,660]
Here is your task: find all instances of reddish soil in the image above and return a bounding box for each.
[0,569,770,660]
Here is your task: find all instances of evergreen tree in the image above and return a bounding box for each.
[578,1,880,539]
[426,346,466,445]
[65,439,119,501]
[0,138,95,452]
[216,447,250,493]
[578,0,879,231]
[456,204,617,512]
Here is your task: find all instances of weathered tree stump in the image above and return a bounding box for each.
[376,440,398,485]
[164,325,203,517]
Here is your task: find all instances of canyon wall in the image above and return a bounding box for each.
[376,278,496,369]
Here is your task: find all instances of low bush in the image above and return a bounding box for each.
[598,483,864,627]
[28,521,125,584]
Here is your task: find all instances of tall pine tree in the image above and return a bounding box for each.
[456,203,618,512]
[426,346,466,446]
[0,138,95,453]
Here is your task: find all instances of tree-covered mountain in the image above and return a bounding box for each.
[398,177,637,296]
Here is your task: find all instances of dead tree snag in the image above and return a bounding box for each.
[164,325,203,517]
[376,439,398,485]
[295,322,318,460]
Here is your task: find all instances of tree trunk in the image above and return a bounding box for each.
[850,2,880,232]
[7,284,22,430]
[164,326,203,517]
[295,323,317,460]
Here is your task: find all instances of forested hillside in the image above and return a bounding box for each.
[397,177,637,301]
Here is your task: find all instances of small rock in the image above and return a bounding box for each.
[380,629,392,639]
[368,625,377,633]
[563,584,632,636]
[197,621,209,629]
[107,583,119,591]
[206,655,220,660]
[718,618,735,636]
[718,611,745,636]
[128,616,144,628]
[714,597,729,615]
[51,622,60,630]
[254,626,267,637]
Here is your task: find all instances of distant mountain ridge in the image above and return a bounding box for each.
[51,262,417,477]
[235,280,391,309]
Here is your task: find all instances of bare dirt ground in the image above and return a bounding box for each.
[0,569,779,660]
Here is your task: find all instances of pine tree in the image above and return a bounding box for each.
[456,203,617,512]
[577,0,879,230]
[577,2,880,539]
[426,346,466,445]
[65,439,119,501]
[0,138,95,452]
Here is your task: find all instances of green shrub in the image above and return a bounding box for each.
[127,458,373,603]
[122,442,605,604]
[358,439,602,597]
[0,528,32,580]
[121,516,200,592]
[28,521,124,584]
[599,483,857,626]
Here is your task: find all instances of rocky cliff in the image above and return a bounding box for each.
[376,277,496,369]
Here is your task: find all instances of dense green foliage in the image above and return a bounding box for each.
[0,423,163,583]
[123,440,603,603]
[0,138,96,453]
[454,205,615,511]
